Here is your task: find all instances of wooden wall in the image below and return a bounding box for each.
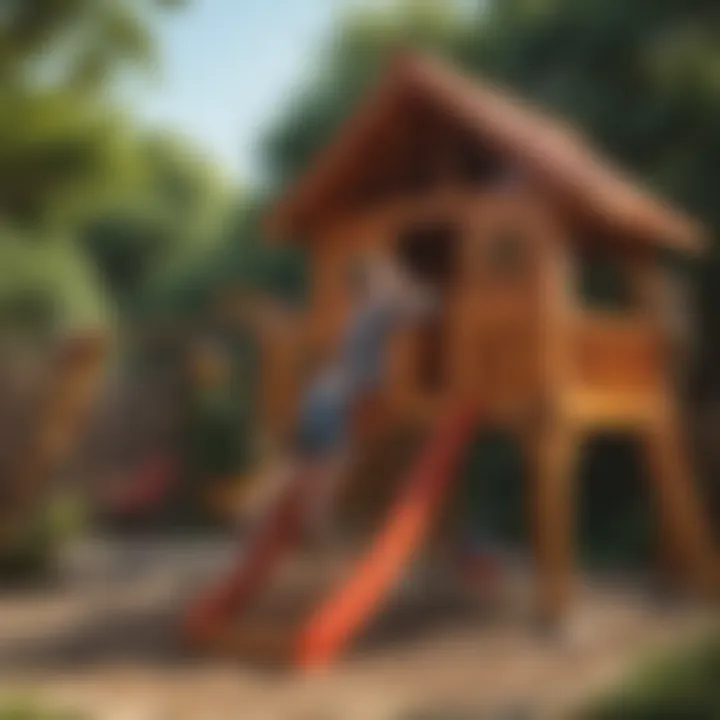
[264,183,678,438]
[299,187,564,427]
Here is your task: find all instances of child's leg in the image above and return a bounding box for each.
[302,449,351,543]
[235,454,298,528]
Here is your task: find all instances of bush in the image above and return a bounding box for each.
[0,495,88,585]
[0,697,86,720]
[580,634,720,719]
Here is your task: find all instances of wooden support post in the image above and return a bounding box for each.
[526,415,579,625]
[642,401,717,596]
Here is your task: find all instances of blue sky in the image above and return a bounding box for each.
[140,0,353,183]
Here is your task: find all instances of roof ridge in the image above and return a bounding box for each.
[269,52,703,252]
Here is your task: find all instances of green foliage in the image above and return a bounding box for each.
[0,698,85,720]
[216,198,308,303]
[0,225,109,334]
[458,434,527,547]
[0,0,180,230]
[577,436,655,569]
[153,195,308,321]
[0,494,88,585]
[0,90,127,227]
[0,0,227,330]
[81,132,235,317]
[0,0,171,89]
[459,0,720,221]
[457,434,654,568]
[581,633,720,719]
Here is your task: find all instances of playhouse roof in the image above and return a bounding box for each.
[269,53,703,253]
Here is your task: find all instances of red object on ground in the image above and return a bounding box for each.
[457,550,505,588]
[105,453,179,516]
[182,406,480,668]
[183,469,312,646]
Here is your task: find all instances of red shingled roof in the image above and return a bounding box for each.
[269,53,703,253]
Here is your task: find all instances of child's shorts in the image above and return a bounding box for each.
[294,370,352,458]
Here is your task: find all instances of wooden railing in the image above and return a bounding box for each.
[570,312,664,394]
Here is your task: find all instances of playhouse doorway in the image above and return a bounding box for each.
[396,220,460,393]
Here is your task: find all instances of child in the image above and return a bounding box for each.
[252,252,436,541]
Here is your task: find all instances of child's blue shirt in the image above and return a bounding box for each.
[294,298,408,457]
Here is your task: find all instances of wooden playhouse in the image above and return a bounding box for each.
[264,53,716,621]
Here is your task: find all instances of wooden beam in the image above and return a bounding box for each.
[642,400,718,596]
[525,414,580,624]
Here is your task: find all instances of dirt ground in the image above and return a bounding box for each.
[0,536,716,720]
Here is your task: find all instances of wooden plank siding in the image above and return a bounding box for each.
[570,313,663,396]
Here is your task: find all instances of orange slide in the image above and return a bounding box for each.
[182,406,479,670]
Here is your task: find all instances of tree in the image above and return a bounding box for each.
[0,0,188,567]
[0,0,180,88]
[0,0,183,229]
[81,132,234,318]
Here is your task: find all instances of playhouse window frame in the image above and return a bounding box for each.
[576,248,638,313]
